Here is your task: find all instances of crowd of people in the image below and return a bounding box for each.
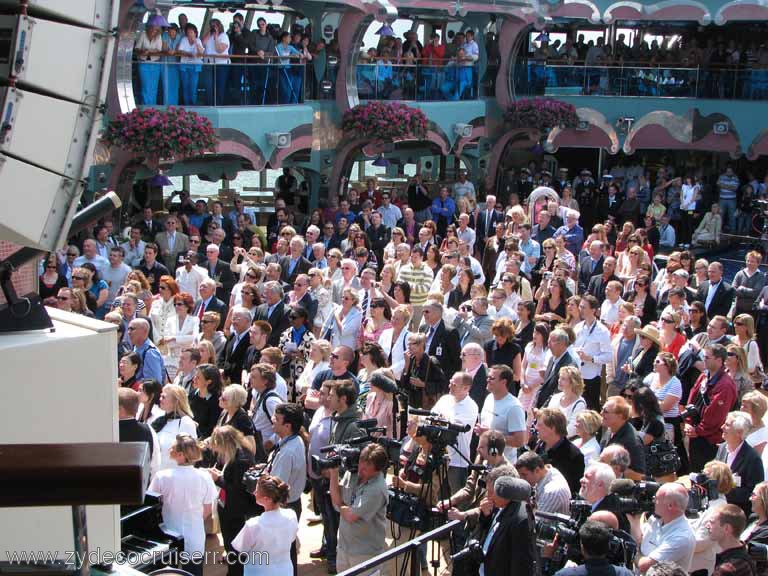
[46,159,768,576]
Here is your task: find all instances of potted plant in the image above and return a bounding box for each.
[102,107,218,167]
[342,101,428,142]
[505,97,578,134]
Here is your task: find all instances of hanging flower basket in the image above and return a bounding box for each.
[505,98,578,133]
[102,107,218,163]
[342,101,428,142]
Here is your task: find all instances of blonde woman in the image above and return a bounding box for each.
[689,460,734,576]
[295,339,332,407]
[573,410,603,464]
[195,339,217,366]
[194,311,226,356]
[152,384,198,471]
[733,313,765,384]
[547,365,587,438]
[741,392,768,455]
[692,203,722,246]
[216,384,257,455]
[149,434,217,576]
[726,344,754,404]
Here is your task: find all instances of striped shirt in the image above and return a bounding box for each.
[535,465,572,515]
[397,262,434,305]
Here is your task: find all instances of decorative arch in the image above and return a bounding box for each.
[546,108,620,154]
[604,0,711,23]
[527,186,560,222]
[485,128,540,192]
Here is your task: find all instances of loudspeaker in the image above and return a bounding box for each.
[454,123,473,138]
[0,1,117,252]
[267,131,291,149]
[713,122,729,135]
[576,120,590,131]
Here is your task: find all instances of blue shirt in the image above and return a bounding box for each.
[554,224,584,258]
[275,43,300,67]
[134,339,166,383]
[291,325,307,346]
[519,238,541,274]
[431,196,456,221]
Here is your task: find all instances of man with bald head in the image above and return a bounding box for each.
[578,240,604,294]
[635,483,696,573]
[587,256,619,302]
[129,318,166,382]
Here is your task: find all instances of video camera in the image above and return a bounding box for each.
[450,539,484,564]
[687,472,719,517]
[611,480,661,515]
[410,408,471,448]
[468,463,491,490]
[242,463,269,493]
[311,418,395,475]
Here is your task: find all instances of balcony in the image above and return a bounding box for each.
[513,60,768,100]
[356,63,479,101]
[132,60,307,107]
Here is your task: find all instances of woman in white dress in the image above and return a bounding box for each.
[547,365,587,438]
[742,391,768,455]
[232,474,299,576]
[322,287,362,351]
[151,384,198,471]
[295,339,331,410]
[148,434,217,576]
[520,323,550,413]
[150,276,179,379]
[166,292,199,381]
[573,410,603,465]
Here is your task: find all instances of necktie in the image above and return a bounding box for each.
[362,291,370,317]
[198,301,205,320]
[591,260,596,273]
[544,356,555,381]
[486,211,491,233]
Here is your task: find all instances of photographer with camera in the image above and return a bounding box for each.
[477,475,538,576]
[438,430,509,526]
[433,371,480,493]
[684,344,738,472]
[516,451,572,515]
[715,411,764,517]
[632,483,695,573]
[707,504,757,576]
[578,463,630,534]
[554,520,634,576]
[267,402,307,576]
[328,444,390,576]
[689,461,734,576]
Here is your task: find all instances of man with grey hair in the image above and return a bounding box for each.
[476,194,503,258]
[607,315,641,397]
[254,281,289,347]
[205,242,235,302]
[331,258,361,305]
[455,297,494,347]
[715,411,764,516]
[635,483,695,573]
[553,208,584,258]
[282,235,311,285]
[578,240,604,294]
[535,328,576,409]
[219,306,253,383]
[421,300,460,378]
[303,224,321,260]
[599,444,630,479]
[578,462,630,533]
[194,277,228,330]
[129,318,165,383]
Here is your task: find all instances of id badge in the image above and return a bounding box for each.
[436,346,443,356]
[733,474,742,488]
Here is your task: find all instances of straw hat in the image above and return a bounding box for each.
[637,324,661,347]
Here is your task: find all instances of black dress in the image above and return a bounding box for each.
[515,323,534,355]
[188,390,222,440]
[447,286,473,310]
[38,274,67,301]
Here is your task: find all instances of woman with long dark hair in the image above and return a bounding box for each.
[137,378,164,424]
[448,268,473,311]
[189,364,222,440]
[630,386,665,446]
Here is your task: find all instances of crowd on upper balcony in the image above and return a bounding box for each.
[134,12,335,106]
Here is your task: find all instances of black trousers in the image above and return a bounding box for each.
[584,376,602,412]
[689,436,718,472]
[665,416,690,475]
[287,498,303,576]
[218,504,247,576]
[310,476,339,564]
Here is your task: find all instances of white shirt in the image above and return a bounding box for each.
[379,327,410,379]
[573,319,613,380]
[547,393,587,438]
[579,437,601,465]
[432,394,479,468]
[480,393,526,463]
[178,36,203,64]
[233,508,298,576]
[155,416,198,471]
[457,226,476,253]
[640,514,696,572]
[599,297,625,327]
[204,32,230,64]
[148,466,217,554]
[176,265,209,299]
[689,496,727,574]
[454,180,476,201]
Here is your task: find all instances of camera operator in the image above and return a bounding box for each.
[267,402,307,576]
[328,444,390,576]
[433,371,480,493]
[401,333,447,410]
[478,475,538,576]
[516,450,571,515]
[554,520,634,576]
[715,411,764,517]
[690,461,734,576]
[534,407,585,494]
[329,380,363,444]
[600,396,647,481]
[392,417,451,507]
[599,445,631,479]
[438,430,510,527]
[684,344,738,472]
[632,483,695,573]
[707,504,757,576]
[579,463,630,534]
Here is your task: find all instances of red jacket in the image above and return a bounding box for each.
[687,370,737,444]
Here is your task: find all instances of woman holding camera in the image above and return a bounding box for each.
[232,474,299,576]
[148,434,217,576]
[644,351,688,474]
[689,460,734,576]
[208,426,257,576]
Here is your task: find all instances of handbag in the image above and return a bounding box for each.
[386,488,432,531]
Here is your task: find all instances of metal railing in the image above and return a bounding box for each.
[513,60,768,100]
[356,63,479,101]
[337,519,461,576]
[133,60,307,106]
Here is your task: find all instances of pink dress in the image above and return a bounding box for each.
[364,390,396,438]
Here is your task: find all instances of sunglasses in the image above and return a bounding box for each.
[330,352,340,360]
[56,296,69,301]
[73,276,88,281]
[727,351,737,357]
[174,302,186,307]
[66,253,77,257]
[201,319,216,324]
[661,318,675,324]
[246,274,258,279]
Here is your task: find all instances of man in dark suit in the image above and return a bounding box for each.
[579,461,631,534]
[716,411,765,517]
[477,475,537,576]
[535,408,585,494]
[281,237,312,286]
[136,206,163,242]
[289,274,318,326]
[204,243,235,303]
[253,281,290,347]
[200,200,234,239]
[535,328,576,409]
[475,194,504,257]
[420,301,461,379]
[697,261,736,319]
[586,256,619,302]
[193,278,228,330]
[596,183,623,224]
[578,240,604,294]
[218,307,252,384]
[118,388,155,470]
